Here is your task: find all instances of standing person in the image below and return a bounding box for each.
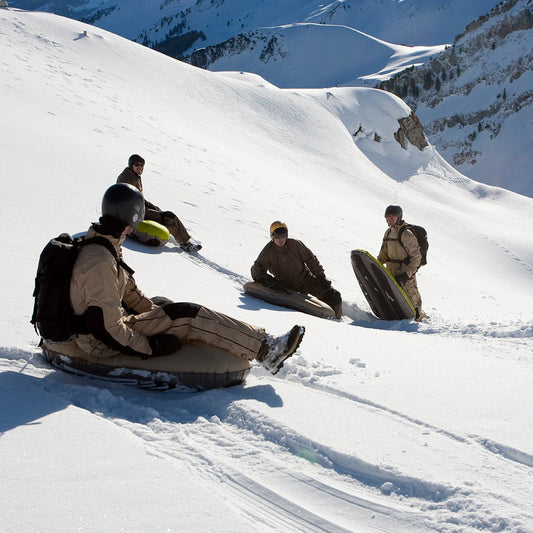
[377,205,428,321]
[117,154,201,253]
[64,184,305,375]
[251,221,342,319]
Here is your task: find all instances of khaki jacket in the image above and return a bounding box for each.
[70,227,155,358]
[377,221,422,279]
[251,238,325,291]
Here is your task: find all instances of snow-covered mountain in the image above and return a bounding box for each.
[8,0,504,51]
[1,7,533,532]
[9,1,507,90]
[9,0,532,197]
[377,0,533,197]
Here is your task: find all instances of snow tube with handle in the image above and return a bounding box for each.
[41,296,251,390]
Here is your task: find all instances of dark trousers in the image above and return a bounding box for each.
[145,208,191,245]
[298,277,342,319]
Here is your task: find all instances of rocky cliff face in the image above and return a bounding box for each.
[395,112,429,151]
[377,0,532,195]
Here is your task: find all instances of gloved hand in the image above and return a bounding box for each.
[270,278,287,292]
[261,275,287,292]
[260,275,274,288]
[317,275,332,288]
[395,272,409,287]
[147,334,182,357]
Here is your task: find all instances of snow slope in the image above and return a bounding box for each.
[1,9,532,533]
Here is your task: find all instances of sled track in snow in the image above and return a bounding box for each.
[2,351,531,531]
[287,374,533,469]
[120,396,430,532]
[108,380,528,532]
[179,248,250,287]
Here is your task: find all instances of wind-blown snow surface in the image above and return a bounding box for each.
[1,9,532,533]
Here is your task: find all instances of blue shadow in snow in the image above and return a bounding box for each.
[350,318,420,333]
[237,293,298,314]
[0,371,69,433]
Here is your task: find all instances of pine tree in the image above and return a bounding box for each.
[423,72,433,91]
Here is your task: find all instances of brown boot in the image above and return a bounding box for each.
[415,308,429,322]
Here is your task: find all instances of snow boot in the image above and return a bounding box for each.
[258,325,305,375]
[415,308,429,322]
[180,241,202,253]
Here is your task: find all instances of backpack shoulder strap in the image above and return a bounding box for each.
[397,225,407,244]
[80,236,135,276]
[396,225,411,263]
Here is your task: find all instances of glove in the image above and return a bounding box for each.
[395,272,409,287]
[261,275,287,292]
[147,334,182,357]
[317,275,332,289]
[270,279,287,292]
[260,275,274,288]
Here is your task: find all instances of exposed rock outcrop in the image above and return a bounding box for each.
[394,112,428,150]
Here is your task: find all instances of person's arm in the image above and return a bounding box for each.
[377,231,389,264]
[298,241,325,278]
[122,275,156,314]
[75,259,152,357]
[251,246,271,282]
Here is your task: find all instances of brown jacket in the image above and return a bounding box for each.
[116,167,191,244]
[70,226,156,358]
[117,167,159,211]
[377,221,422,279]
[251,238,325,291]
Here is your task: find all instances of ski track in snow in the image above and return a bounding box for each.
[1,346,531,532]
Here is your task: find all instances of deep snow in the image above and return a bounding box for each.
[1,9,532,533]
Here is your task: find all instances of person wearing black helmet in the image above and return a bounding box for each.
[251,221,342,319]
[67,184,304,374]
[377,205,428,321]
[117,154,201,253]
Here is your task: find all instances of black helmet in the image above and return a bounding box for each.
[384,205,403,219]
[128,154,145,168]
[101,183,145,227]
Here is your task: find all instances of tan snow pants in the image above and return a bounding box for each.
[125,304,266,360]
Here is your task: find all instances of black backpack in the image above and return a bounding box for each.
[31,233,121,342]
[398,224,428,266]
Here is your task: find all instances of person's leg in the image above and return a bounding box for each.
[161,211,191,245]
[144,209,192,245]
[126,304,264,360]
[403,276,422,310]
[126,302,305,373]
[402,276,428,320]
[304,278,343,319]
